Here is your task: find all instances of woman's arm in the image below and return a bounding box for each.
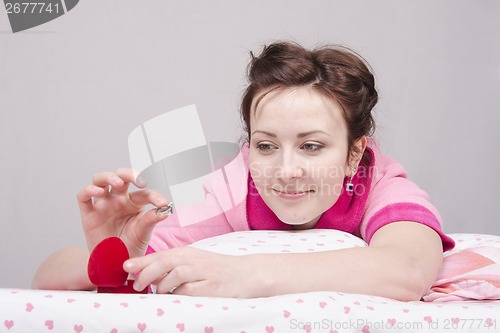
[32,247,94,290]
[254,222,443,301]
[126,222,443,301]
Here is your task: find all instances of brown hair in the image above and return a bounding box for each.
[240,41,378,165]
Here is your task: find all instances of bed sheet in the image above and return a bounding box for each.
[1,230,499,333]
[2,288,499,333]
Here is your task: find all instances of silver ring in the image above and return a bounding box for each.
[156,202,174,216]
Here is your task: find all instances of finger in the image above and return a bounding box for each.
[155,265,202,294]
[92,171,125,193]
[123,254,173,292]
[77,185,106,203]
[124,251,170,275]
[115,168,147,188]
[124,247,192,292]
[171,280,211,296]
[128,189,169,208]
[76,185,106,212]
[94,169,146,195]
[133,208,171,240]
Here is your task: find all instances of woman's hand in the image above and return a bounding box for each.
[77,168,170,258]
[123,248,260,298]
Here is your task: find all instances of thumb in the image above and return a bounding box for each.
[139,206,171,229]
[131,207,171,249]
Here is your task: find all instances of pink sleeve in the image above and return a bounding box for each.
[359,142,455,251]
[147,191,240,252]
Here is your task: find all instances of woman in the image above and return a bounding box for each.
[32,42,454,301]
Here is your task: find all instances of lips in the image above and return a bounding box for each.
[272,188,313,199]
[272,188,313,194]
[276,190,310,194]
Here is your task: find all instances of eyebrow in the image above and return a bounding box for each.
[251,130,330,138]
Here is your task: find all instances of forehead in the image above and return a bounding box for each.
[251,86,346,132]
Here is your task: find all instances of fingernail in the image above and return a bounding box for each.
[136,175,147,187]
[111,177,122,185]
[124,261,135,270]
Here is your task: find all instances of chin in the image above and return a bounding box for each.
[285,219,317,230]
[277,214,317,228]
[282,220,307,226]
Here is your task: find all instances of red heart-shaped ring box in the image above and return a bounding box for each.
[88,237,150,294]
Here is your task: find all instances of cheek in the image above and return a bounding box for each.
[315,177,345,200]
[309,155,348,180]
[248,154,268,184]
[308,160,348,197]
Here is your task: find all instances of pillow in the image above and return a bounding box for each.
[190,229,367,255]
[191,230,500,302]
[423,233,500,302]
[444,233,500,253]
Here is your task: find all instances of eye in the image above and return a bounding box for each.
[256,142,276,152]
[301,142,324,152]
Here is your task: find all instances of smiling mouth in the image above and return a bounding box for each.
[272,188,314,199]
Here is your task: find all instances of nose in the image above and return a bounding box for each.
[277,152,304,180]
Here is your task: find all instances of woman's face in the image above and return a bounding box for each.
[248,86,350,229]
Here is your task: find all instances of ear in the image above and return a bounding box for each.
[348,136,368,175]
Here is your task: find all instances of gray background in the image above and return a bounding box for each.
[0,0,499,288]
